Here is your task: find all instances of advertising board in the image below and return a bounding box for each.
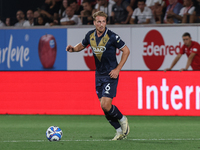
[1,71,199,116]
[0,29,66,70]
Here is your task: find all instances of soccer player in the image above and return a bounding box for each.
[66,11,130,140]
[164,32,200,71]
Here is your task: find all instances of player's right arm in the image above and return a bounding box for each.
[164,53,182,71]
[66,43,85,52]
[180,52,196,71]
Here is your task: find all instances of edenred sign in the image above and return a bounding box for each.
[0,71,200,116]
[143,30,165,70]
[143,30,182,70]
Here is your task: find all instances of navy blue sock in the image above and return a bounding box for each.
[107,105,123,120]
[104,111,121,129]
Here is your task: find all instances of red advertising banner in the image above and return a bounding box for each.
[0,71,200,116]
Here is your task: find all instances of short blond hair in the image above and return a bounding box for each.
[92,11,107,21]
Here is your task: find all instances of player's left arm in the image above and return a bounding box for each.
[109,46,130,78]
[180,52,196,71]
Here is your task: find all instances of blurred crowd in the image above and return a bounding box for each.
[0,0,200,27]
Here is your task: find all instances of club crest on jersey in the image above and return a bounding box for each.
[103,38,108,44]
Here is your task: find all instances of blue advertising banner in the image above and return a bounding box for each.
[0,28,67,70]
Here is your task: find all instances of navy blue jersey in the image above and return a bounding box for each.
[82,27,125,75]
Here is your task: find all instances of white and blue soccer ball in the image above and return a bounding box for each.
[46,126,63,141]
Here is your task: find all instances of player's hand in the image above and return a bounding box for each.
[66,45,74,52]
[180,68,187,72]
[164,68,171,72]
[109,68,120,79]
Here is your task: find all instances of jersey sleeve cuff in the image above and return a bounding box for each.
[119,44,126,50]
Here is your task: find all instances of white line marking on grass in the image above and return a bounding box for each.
[1,138,200,143]
[127,138,200,141]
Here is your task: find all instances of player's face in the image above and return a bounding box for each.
[94,16,106,33]
[182,36,191,47]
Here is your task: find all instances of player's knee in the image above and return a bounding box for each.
[101,102,111,112]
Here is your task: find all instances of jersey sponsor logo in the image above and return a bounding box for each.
[143,30,182,70]
[91,46,106,54]
[89,32,110,61]
[83,46,121,70]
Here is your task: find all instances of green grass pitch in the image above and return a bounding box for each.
[0,115,199,150]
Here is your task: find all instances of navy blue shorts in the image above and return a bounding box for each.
[95,75,119,99]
